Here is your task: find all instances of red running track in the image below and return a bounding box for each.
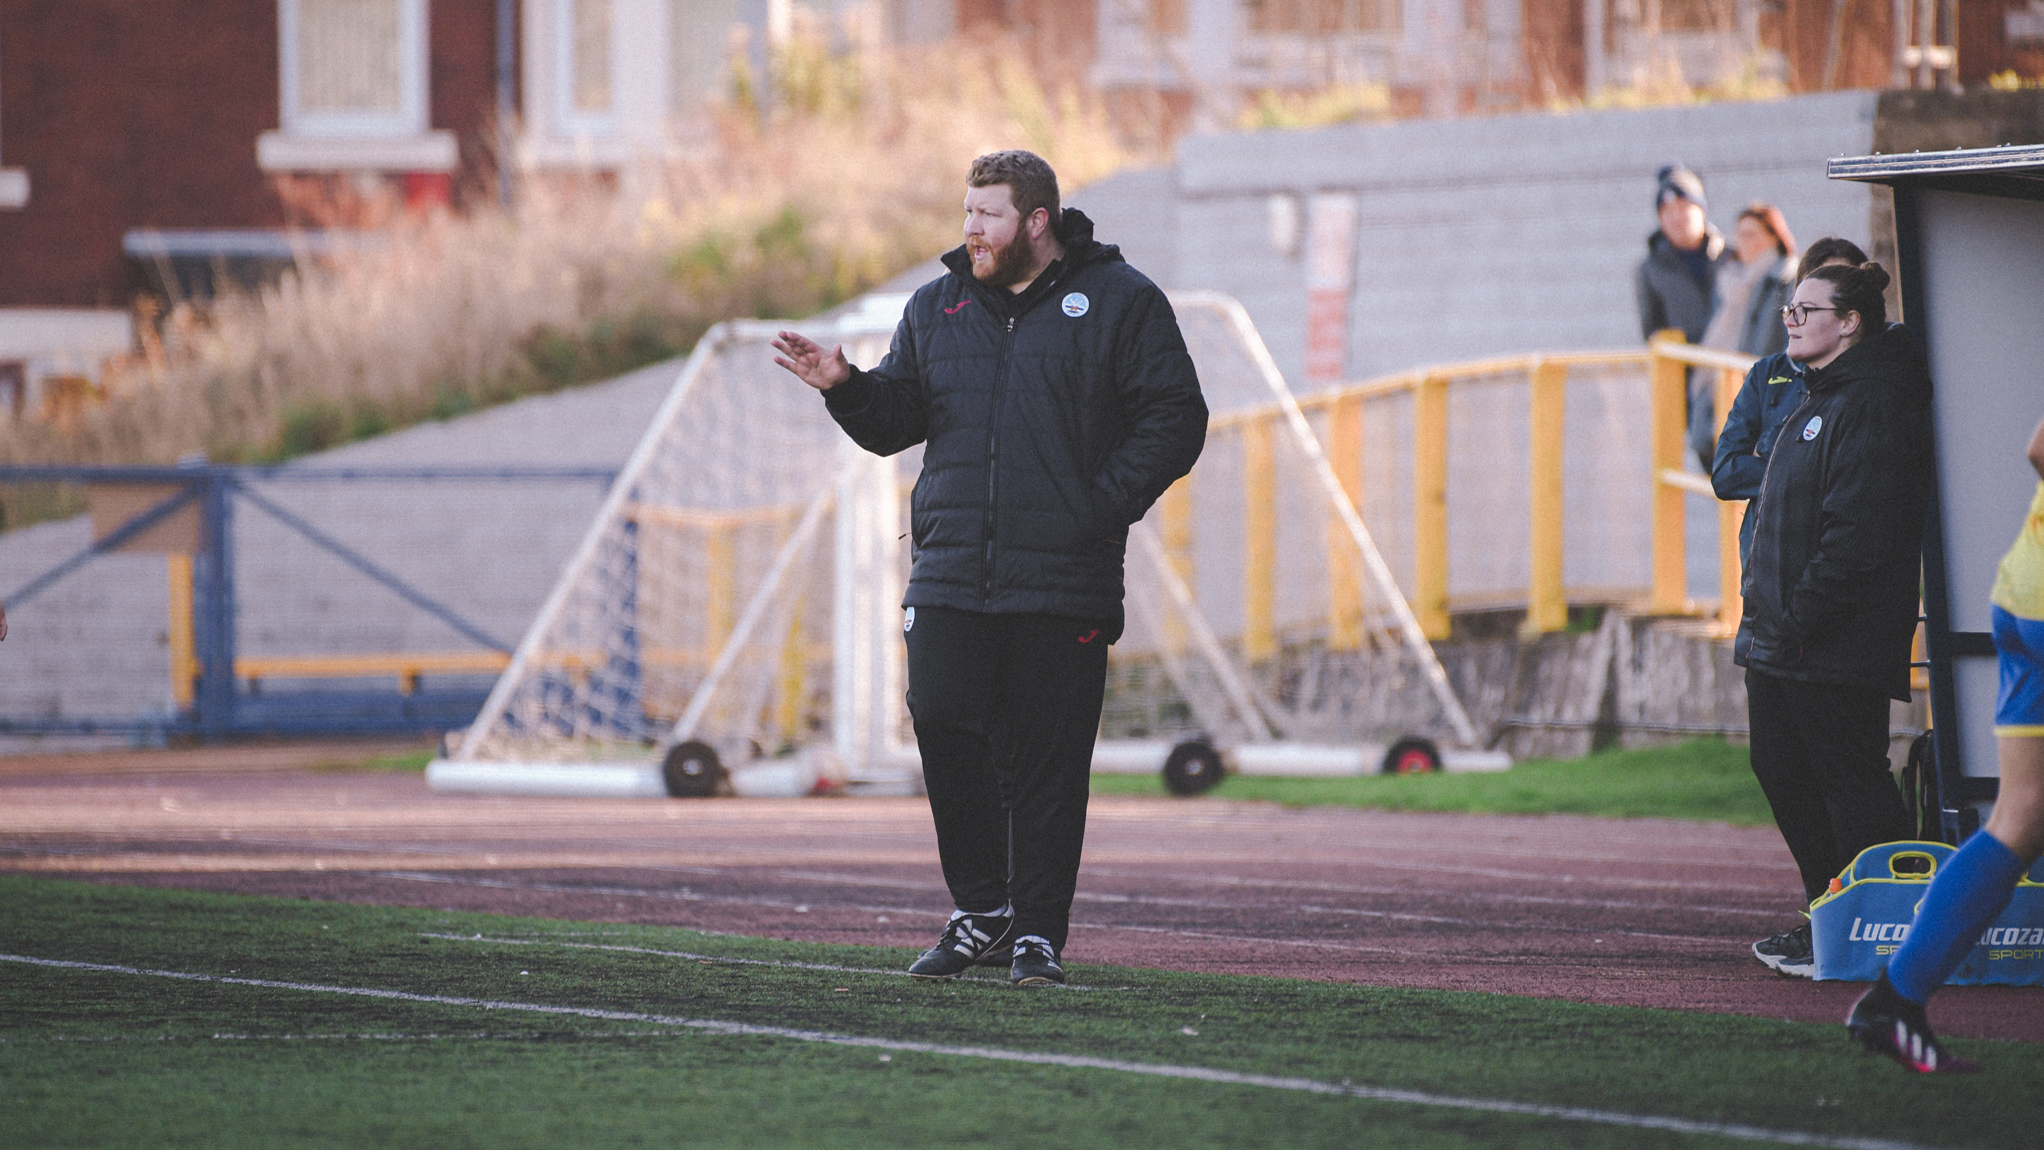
[1,748,2036,1042]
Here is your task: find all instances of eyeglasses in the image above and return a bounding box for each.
[1781,303,1844,326]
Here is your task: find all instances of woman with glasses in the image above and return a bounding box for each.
[1710,236,1866,569]
[1735,260,1934,981]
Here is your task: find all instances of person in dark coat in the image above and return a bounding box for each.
[1635,163,1735,470]
[772,150,1207,987]
[1736,261,1931,979]
[1710,237,1869,567]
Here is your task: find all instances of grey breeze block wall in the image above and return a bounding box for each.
[1073,90,1885,386]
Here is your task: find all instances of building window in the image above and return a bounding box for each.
[556,0,617,129]
[279,0,427,137]
[1244,0,1400,34]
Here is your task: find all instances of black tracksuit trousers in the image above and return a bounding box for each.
[904,605,1112,951]
[1745,668,1912,903]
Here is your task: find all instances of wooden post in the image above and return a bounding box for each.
[1326,394,1365,650]
[1648,332,1689,614]
[1526,359,1568,634]
[1414,373,1450,640]
[1713,364,1745,634]
[167,553,197,711]
[1242,418,1277,663]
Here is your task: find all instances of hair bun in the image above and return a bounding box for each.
[1857,261,1891,292]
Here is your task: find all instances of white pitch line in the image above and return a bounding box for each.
[374,871,942,921]
[757,862,1788,919]
[1078,864,1793,916]
[5,1031,682,1043]
[385,873,1736,959]
[414,933,1086,988]
[0,952,1956,1150]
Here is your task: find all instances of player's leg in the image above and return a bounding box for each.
[991,612,1112,986]
[903,605,1015,977]
[1849,607,2044,1071]
[1745,668,1835,975]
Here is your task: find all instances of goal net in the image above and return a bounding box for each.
[434,290,1477,793]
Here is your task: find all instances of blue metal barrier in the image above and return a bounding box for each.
[0,463,615,739]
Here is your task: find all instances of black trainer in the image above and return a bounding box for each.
[1846,973,1979,1074]
[906,908,1014,980]
[1009,934,1065,987]
[1751,923,1814,978]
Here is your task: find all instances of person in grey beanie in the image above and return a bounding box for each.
[1635,163,1735,469]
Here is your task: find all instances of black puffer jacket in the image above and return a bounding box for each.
[1734,323,1933,700]
[822,209,1207,633]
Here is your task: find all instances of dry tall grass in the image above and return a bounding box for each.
[0,32,1132,482]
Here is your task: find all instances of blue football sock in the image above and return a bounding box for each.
[1886,831,2027,1005]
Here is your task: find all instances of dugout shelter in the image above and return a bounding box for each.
[1829,143,2044,842]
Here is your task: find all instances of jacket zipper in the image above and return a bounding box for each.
[982,312,1016,607]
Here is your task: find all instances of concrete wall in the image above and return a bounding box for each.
[1074,90,1884,388]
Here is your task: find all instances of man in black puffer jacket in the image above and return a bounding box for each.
[773,151,1207,986]
[1736,261,1930,979]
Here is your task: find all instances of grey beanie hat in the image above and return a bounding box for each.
[1656,163,1706,212]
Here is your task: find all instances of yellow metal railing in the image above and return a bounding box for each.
[165,499,823,743]
[1206,337,1756,643]
[188,337,1775,715]
[1647,331,1760,634]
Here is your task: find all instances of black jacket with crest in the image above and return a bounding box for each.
[1734,323,1934,700]
[821,209,1207,634]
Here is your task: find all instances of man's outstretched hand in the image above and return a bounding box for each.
[772,331,851,392]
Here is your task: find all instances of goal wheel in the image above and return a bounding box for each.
[1381,737,1442,776]
[1162,740,1225,796]
[663,740,724,798]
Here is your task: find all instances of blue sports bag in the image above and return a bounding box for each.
[1809,840,2044,984]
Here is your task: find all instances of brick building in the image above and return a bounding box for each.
[0,0,2037,422]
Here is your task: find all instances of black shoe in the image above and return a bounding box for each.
[1752,923,1814,979]
[906,908,1013,980]
[1009,934,1065,987]
[1847,973,1979,1074]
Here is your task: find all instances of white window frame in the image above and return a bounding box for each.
[0,22,26,207]
[278,0,430,139]
[552,0,621,137]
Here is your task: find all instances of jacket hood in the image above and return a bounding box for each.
[1805,322,1932,411]
[940,208,1123,281]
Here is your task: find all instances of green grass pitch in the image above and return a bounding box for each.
[1091,738,1777,825]
[2,875,2037,1148]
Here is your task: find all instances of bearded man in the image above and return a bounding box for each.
[772,150,1206,986]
